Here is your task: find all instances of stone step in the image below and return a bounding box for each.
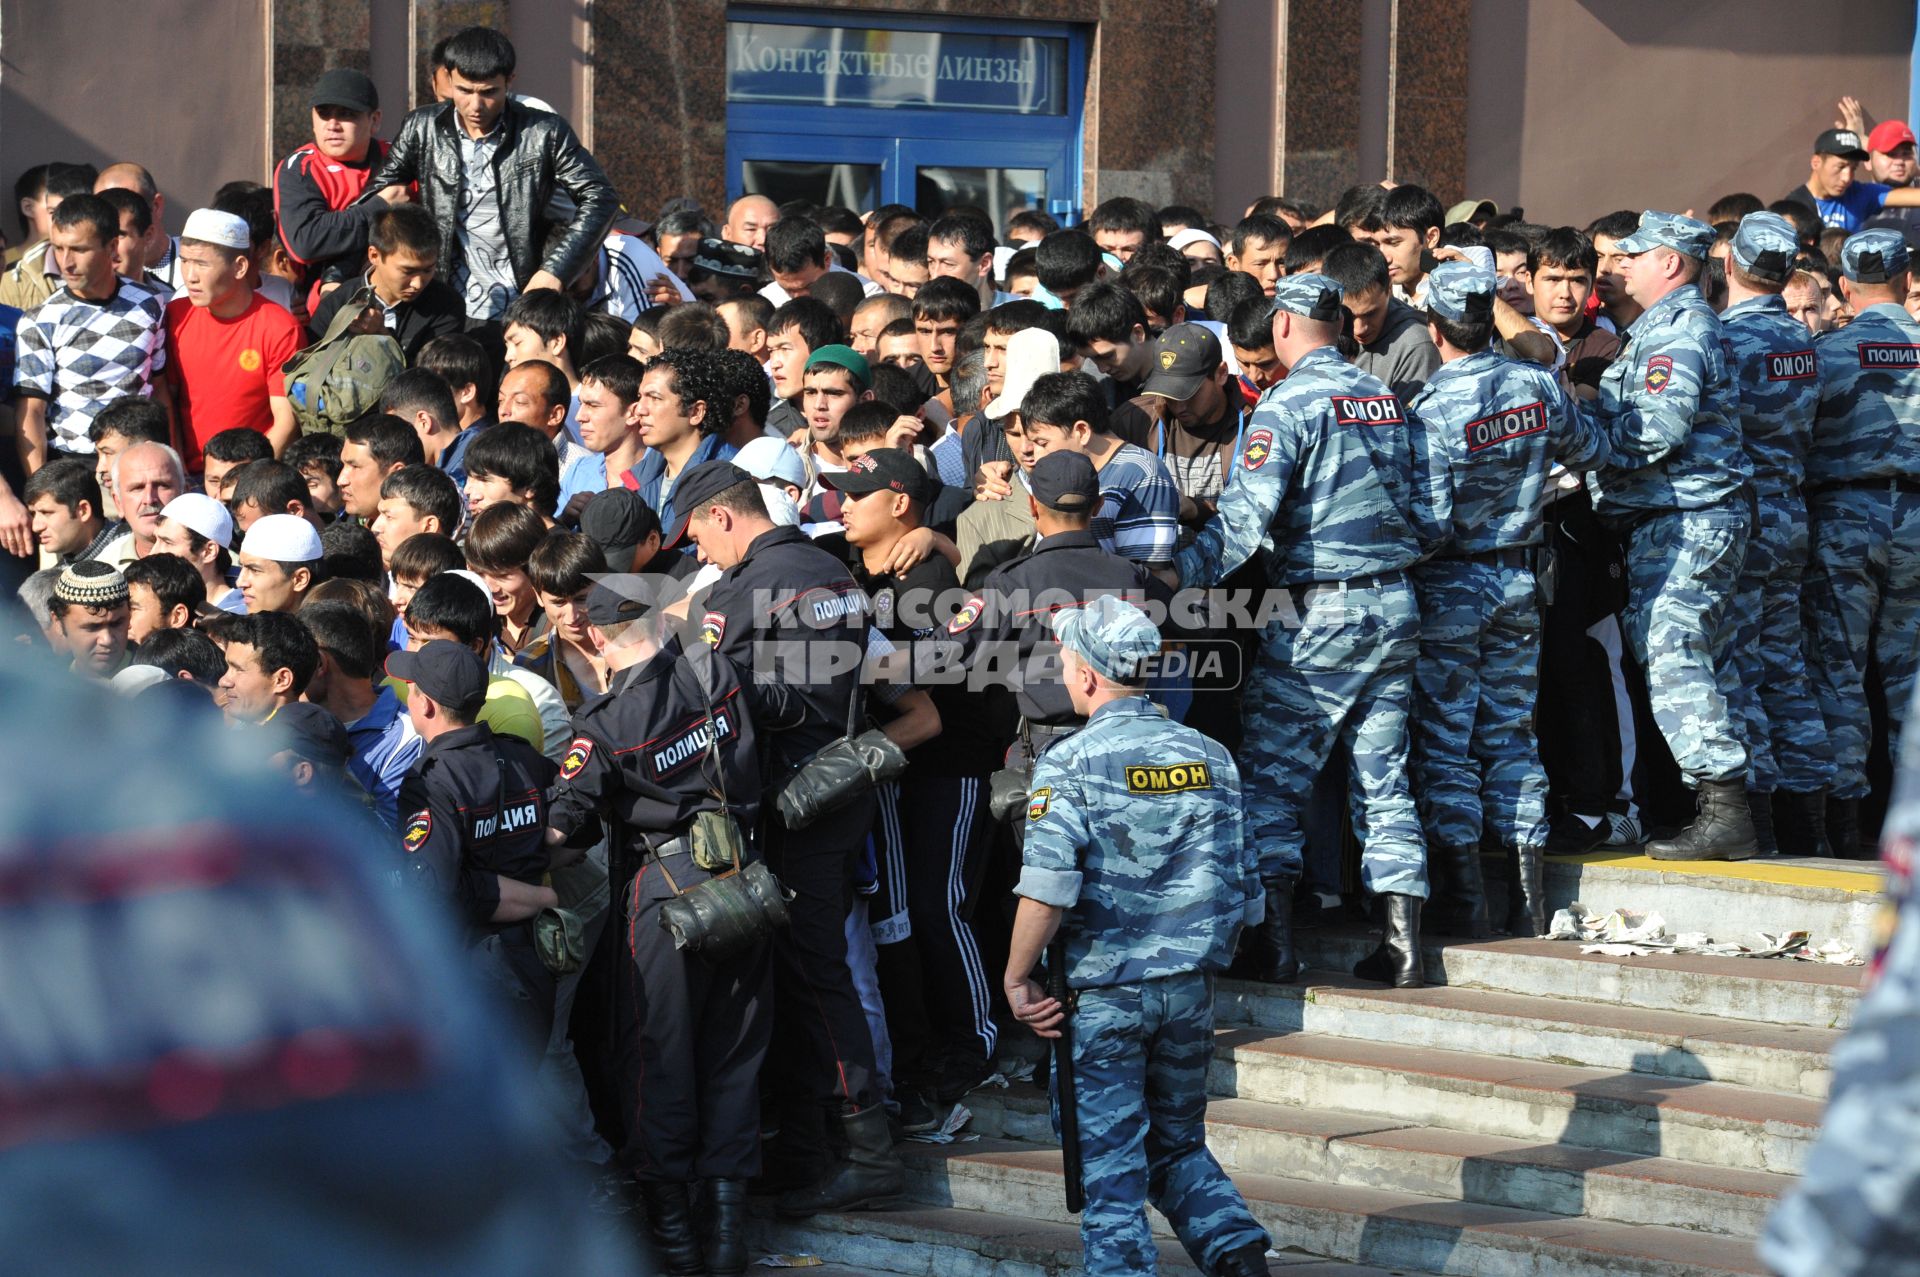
[960,1089,1790,1239]
[1208,1029,1823,1176]
[751,1202,1425,1276]
[1541,853,1882,954]
[1289,928,1862,1031]
[1211,972,1840,1098]
[900,1139,1768,1277]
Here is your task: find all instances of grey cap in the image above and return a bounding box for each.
[1269,273,1345,322]
[1840,228,1911,283]
[1423,260,1496,323]
[1051,594,1163,683]
[1613,210,1716,261]
[1729,212,1800,284]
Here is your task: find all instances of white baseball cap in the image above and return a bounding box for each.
[240,513,323,563]
[181,208,252,251]
[159,492,235,549]
[984,326,1062,419]
[734,436,807,489]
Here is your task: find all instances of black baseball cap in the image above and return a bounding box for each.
[1029,450,1099,513]
[1815,128,1869,160]
[310,68,379,114]
[581,487,660,568]
[584,576,671,628]
[272,702,352,768]
[661,460,755,550]
[386,640,488,717]
[1139,323,1224,401]
[820,448,932,505]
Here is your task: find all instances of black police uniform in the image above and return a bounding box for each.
[547,635,799,1186]
[398,721,560,1039]
[958,528,1168,745]
[698,523,882,1119]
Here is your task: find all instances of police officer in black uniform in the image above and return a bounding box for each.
[547,579,800,1277]
[391,640,562,1040]
[665,459,907,1217]
[953,450,1169,759]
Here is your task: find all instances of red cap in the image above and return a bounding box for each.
[1869,120,1917,153]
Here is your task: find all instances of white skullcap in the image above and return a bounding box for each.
[1168,227,1223,253]
[240,513,323,563]
[734,436,807,488]
[181,208,252,251]
[160,492,234,548]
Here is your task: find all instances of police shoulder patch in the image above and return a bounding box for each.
[700,610,727,646]
[1243,428,1274,470]
[402,810,432,853]
[1124,762,1213,794]
[948,595,985,634]
[1027,787,1052,820]
[1644,354,1673,393]
[560,737,594,780]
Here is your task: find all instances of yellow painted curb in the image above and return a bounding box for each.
[1545,851,1884,895]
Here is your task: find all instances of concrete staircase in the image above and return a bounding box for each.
[754,853,1880,1276]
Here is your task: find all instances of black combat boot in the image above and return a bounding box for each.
[1214,1239,1274,1276]
[1353,894,1424,988]
[1747,790,1779,856]
[706,1178,749,1277]
[1428,844,1492,939]
[1503,843,1548,937]
[1826,795,1864,859]
[1646,779,1758,861]
[1257,877,1298,983]
[1773,790,1833,858]
[776,1105,905,1218]
[640,1180,708,1276]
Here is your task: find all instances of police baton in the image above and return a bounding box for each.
[1047,934,1084,1215]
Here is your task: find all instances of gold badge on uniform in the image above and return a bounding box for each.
[1027,787,1052,820]
[403,810,432,852]
[1125,762,1213,794]
[561,737,594,780]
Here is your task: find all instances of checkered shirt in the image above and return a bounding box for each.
[13,279,168,453]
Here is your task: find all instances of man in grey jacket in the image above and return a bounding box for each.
[359,26,618,325]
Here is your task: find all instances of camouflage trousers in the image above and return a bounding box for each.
[1240,572,1428,897]
[1726,491,1834,793]
[1052,970,1268,1276]
[1804,484,1920,800]
[1411,554,1549,851]
[1615,505,1750,784]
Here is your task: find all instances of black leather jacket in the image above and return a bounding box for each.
[359,99,618,296]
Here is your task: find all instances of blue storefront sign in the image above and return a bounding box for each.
[727,21,1068,115]
[724,8,1085,231]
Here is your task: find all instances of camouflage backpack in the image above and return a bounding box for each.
[281,286,405,439]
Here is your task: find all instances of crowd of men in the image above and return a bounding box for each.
[4,24,1919,1276]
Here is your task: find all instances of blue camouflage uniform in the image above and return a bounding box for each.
[1016,596,1267,1277]
[1719,212,1835,799]
[1759,677,1920,1273]
[1407,261,1609,854]
[1804,229,1920,804]
[1584,211,1752,787]
[1177,273,1438,898]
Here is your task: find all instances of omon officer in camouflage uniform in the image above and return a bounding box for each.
[1003,594,1269,1277]
[1719,211,1834,856]
[1406,260,1608,937]
[1804,228,1920,858]
[1584,210,1756,861]
[1176,273,1439,989]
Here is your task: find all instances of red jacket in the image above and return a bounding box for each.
[272,139,396,311]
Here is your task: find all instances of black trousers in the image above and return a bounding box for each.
[618,850,772,1182]
[763,793,881,1114]
[897,772,998,1083]
[1538,493,1638,819]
